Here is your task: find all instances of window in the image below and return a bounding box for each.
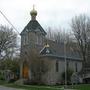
[75,63,78,72]
[56,60,59,72]
[67,61,69,69]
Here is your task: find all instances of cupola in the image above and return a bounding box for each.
[30,5,37,20]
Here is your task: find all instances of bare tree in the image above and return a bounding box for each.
[22,48,49,84]
[71,15,90,70]
[0,25,17,60]
[46,27,55,41]
[46,27,72,43]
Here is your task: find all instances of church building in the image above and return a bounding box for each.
[20,7,82,85]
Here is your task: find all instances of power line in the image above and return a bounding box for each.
[0,10,20,35]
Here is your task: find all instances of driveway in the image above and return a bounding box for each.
[0,86,24,90]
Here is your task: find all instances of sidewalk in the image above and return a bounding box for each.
[60,87,77,90]
[0,86,25,90]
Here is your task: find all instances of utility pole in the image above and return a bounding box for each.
[64,34,67,88]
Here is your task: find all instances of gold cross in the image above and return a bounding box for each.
[33,4,35,10]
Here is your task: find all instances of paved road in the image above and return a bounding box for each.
[0,85,76,90]
[0,86,24,90]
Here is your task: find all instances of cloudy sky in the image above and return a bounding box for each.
[0,0,90,34]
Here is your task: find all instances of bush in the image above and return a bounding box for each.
[61,69,73,84]
[0,73,5,80]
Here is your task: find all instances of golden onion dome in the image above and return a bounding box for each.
[30,5,37,16]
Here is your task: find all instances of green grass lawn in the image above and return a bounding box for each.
[0,80,61,90]
[4,84,61,90]
[72,84,90,90]
[17,84,90,90]
[0,80,90,90]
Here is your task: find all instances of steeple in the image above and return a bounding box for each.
[30,5,37,20]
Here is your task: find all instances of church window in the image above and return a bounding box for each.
[75,63,78,72]
[56,60,59,72]
[67,61,69,69]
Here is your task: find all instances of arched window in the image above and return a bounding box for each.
[75,62,78,72]
[56,60,59,72]
[67,61,69,70]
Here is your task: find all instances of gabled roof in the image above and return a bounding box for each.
[39,41,82,61]
[20,20,47,35]
[42,39,82,60]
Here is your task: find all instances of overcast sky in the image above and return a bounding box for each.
[0,0,90,34]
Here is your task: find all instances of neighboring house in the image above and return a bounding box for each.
[82,41,90,83]
[20,7,82,85]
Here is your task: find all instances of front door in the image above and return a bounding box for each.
[23,63,29,79]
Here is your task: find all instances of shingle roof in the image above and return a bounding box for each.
[20,20,47,35]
